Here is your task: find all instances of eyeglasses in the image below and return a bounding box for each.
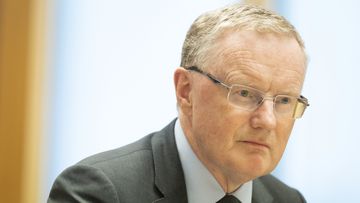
[184,66,309,119]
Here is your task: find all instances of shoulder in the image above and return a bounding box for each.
[48,132,161,203]
[255,174,306,203]
[79,133,154,171]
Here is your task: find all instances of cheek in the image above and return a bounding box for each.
[191,97,238,152]
[193,99,246,140]
[192,85,229,131]
[272,120,295,162]
[193,107,251,161]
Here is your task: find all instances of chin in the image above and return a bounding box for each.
[240,158,273,179]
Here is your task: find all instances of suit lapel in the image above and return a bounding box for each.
[252,178,274,203]
[151,119,188,203]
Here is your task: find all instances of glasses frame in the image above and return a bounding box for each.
[184,66,309,119]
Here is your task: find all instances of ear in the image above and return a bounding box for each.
[174,67,192,115]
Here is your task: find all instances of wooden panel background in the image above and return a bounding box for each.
[0,0,46,202]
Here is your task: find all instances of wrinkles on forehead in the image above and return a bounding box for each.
[205,32,306,95]
[222,64,304,95]
[206,30,307,69]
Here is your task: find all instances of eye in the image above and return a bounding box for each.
[240,90,249,97]
[278,96,291,104]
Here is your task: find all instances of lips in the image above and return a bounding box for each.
[239,140,270,149]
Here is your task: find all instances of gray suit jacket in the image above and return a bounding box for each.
[48,119,306,203]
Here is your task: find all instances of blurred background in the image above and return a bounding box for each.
[1,0,359,202]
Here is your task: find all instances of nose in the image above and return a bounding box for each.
[250,99,277,130]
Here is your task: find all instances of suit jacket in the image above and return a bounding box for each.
[48,119,306,203]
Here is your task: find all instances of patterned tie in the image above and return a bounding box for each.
[216,195,242,203]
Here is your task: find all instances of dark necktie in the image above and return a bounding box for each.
[216,195,242,203]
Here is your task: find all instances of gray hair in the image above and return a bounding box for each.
[180,4,305,69]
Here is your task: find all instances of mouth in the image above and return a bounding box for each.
[239,140,270,149]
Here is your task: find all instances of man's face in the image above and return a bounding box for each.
[181,30,306,185]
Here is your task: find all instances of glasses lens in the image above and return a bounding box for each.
[228,85,262,110]
[274,95,297,118]
[228,85,307,119]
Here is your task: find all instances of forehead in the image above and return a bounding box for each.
[207,30,307,94]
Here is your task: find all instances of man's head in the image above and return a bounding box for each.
[174,4,308,192]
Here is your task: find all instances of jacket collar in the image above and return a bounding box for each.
[151,119,188,203]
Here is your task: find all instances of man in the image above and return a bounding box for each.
[48,3,309,203]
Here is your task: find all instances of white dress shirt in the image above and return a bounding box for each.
[174,120,252,203]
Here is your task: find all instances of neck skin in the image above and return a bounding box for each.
[178,113,245,193]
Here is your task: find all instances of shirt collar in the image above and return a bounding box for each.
[174,119,253,203]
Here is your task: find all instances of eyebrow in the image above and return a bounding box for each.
[224,70,302,96]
